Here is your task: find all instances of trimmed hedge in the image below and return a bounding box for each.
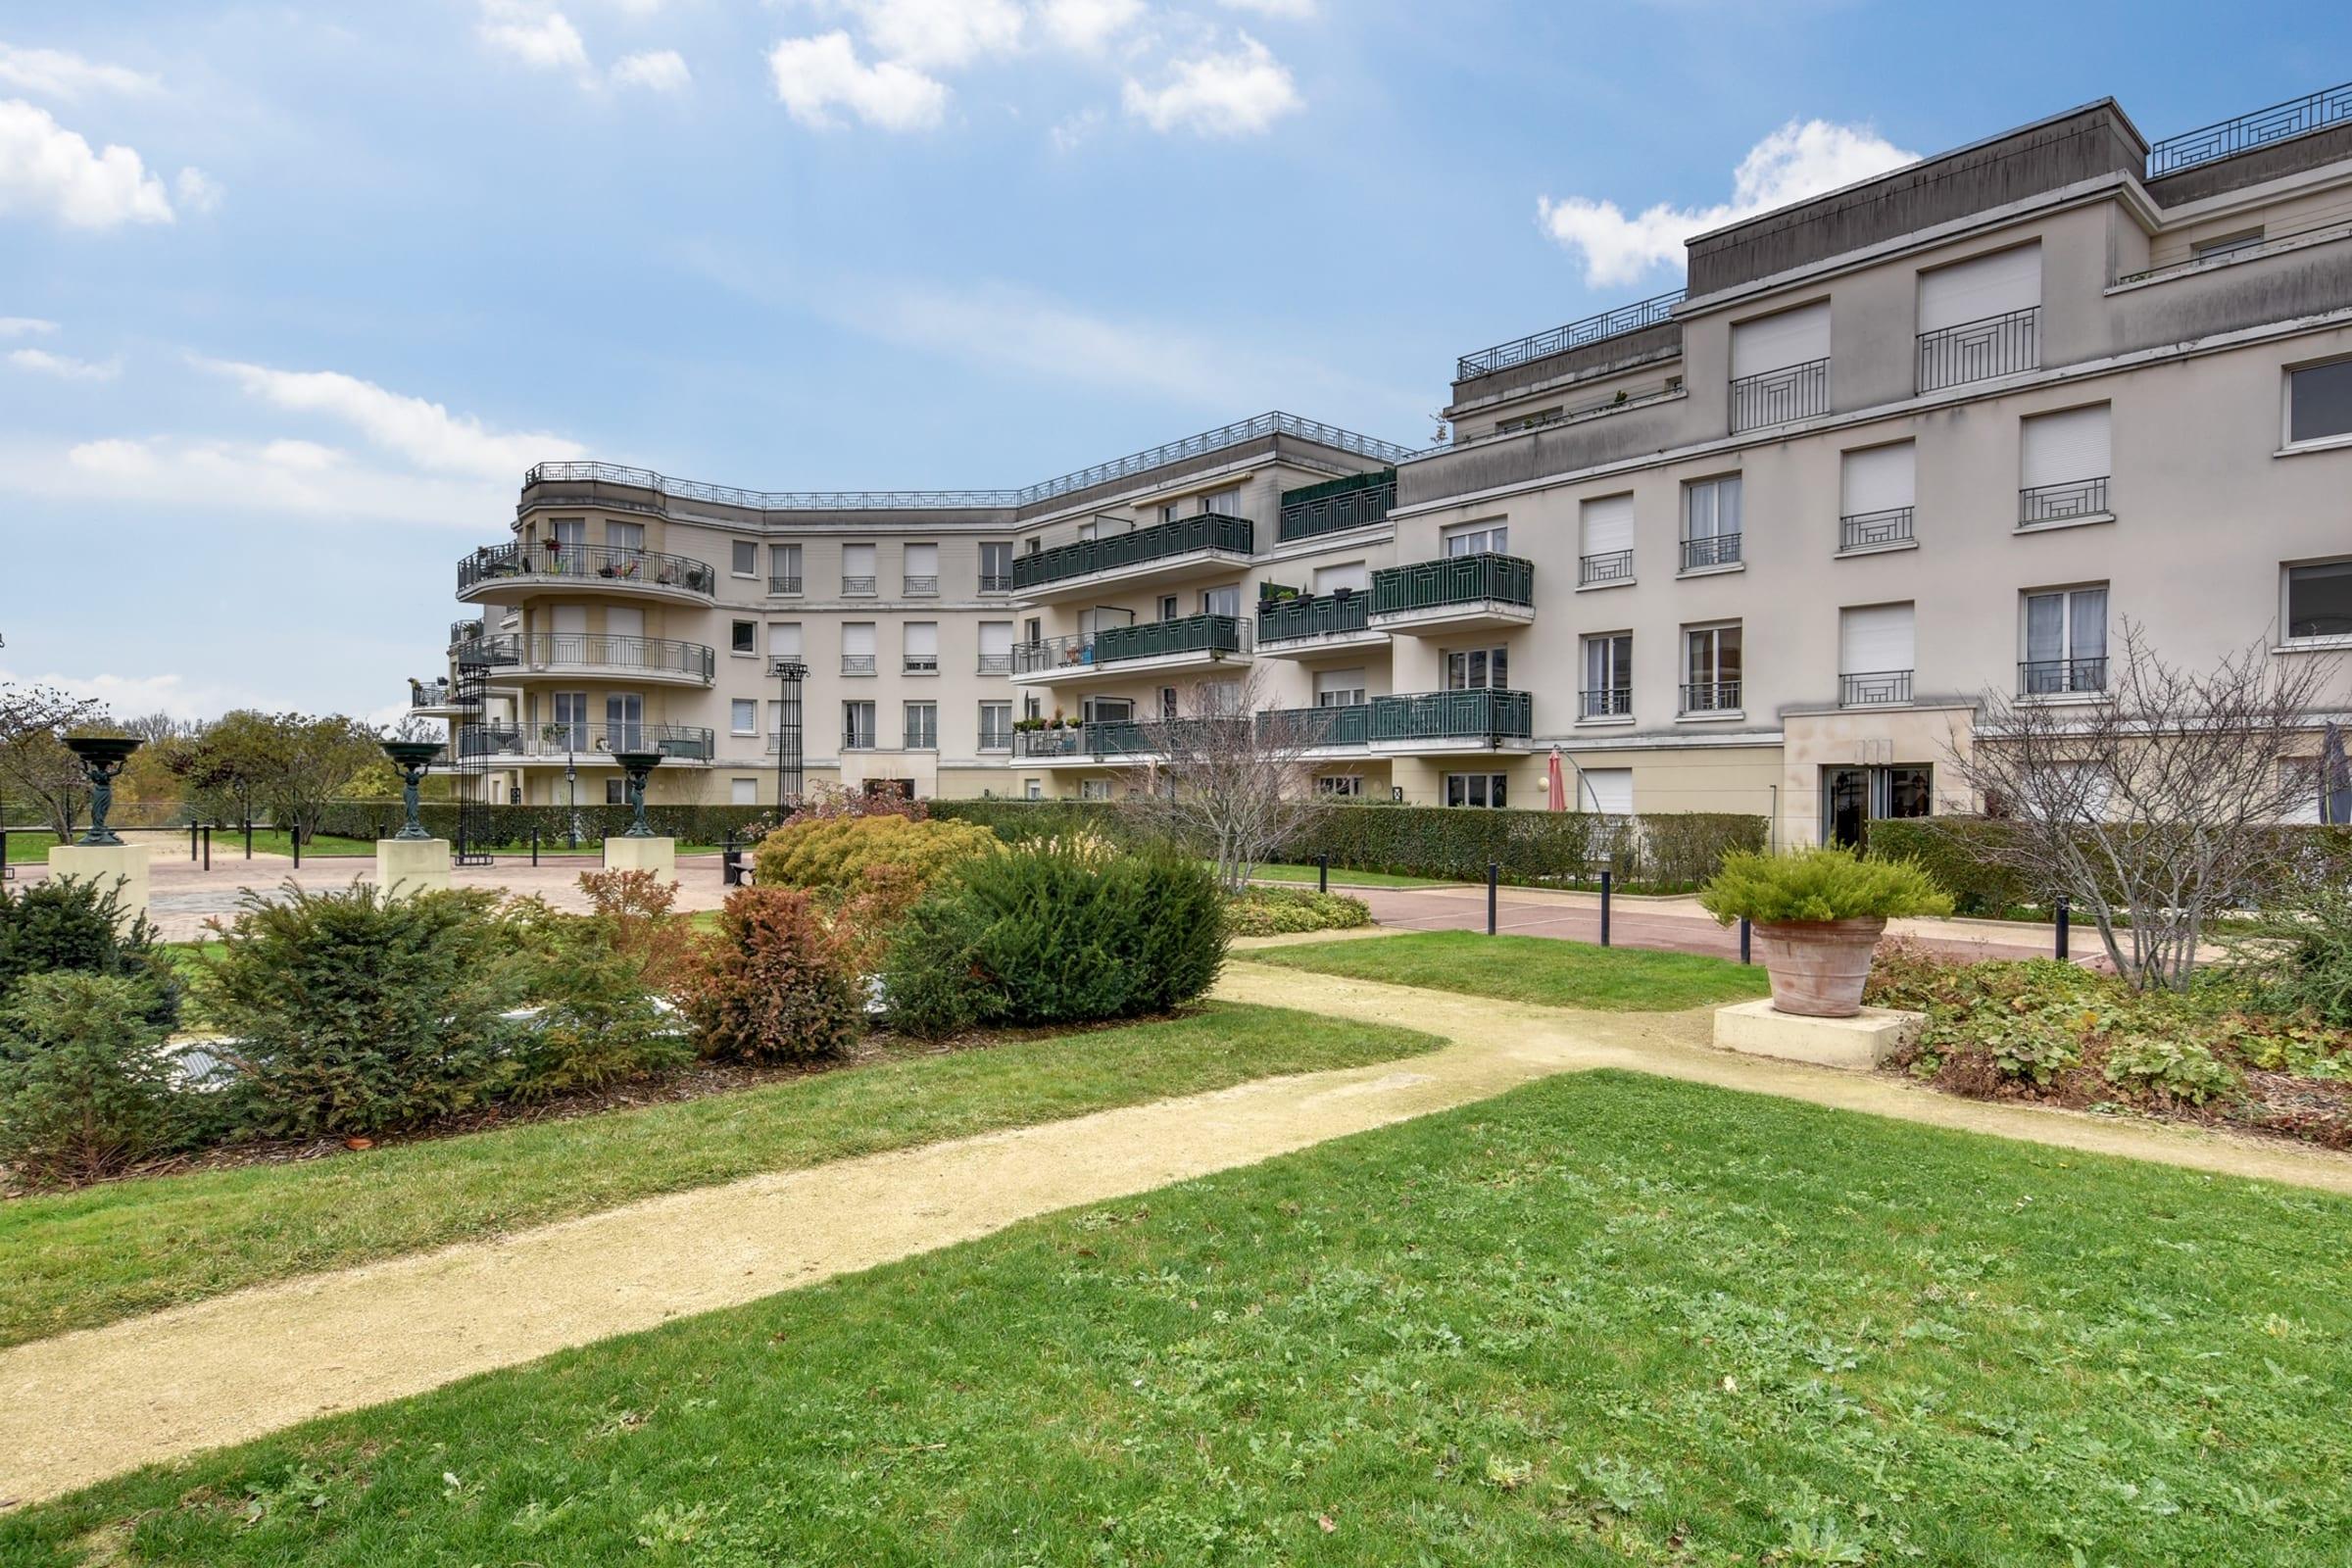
[1866,818,2352,918]
[312,801,777,848]
[1282,806,1766,890]
[927,799,1131,847]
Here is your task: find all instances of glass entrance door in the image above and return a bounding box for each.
[1822,764,1932,848]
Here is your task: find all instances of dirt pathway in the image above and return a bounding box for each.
[7,961,2349,1507]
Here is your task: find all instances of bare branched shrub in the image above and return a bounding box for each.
[1116,668,1324,894]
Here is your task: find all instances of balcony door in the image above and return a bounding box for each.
[605,693,643,753]
[1446,646,1507,691]
[552,691,591,752]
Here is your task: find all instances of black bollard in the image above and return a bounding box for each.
[244,818,254,859]
[531,822,540,867]
[1317,853,1329,894]
[2054,896,2069,961]
[1599,869,1613,948]
[201,825,212,871]
[189,822,199,861]
[1487,861,1498,935]
[1740,916,1751,965]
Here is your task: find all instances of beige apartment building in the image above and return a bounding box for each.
[418,83,2352,845]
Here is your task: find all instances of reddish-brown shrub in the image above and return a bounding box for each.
[576,868,696,997]
[683,885,864,1064]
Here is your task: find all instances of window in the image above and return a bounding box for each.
[1200,584,1242,618]
[841,621,876,675]
[551,517,586,549]
[1682,475,1742,569]
[730,778,758,806]
[1446,646,1508,690]
[550,691,590,750]
[1315,667,1367,708]
[1084,696,1136,724]
[2286,561,2352,642]
[841,543,876,595]
[1578,495,1634,585]
[768,622,803,662]
[605,693,643,751]
[1838,442,1916,550]
[1444,519,1508,557]
[978,702,1012,750]
[1312,561,1369,595]
[1683,623,1742,712]
[1024,777,1043,800]
[607,520,644,552]
[2192,228,2264,261]
[770,543,803,594]
[979,541,1012,592]
[2288,359,2352,446]
[2019,405,2111,523]
[767,695,802,744]
[1916,243,2040,390]
[1199,486,1244,517]
[1159,686,1178,718]
[730,620,757,656]
[904,701,938,749]
[606,778,626,805]
[1317,775,1365,797]
[731,540,757,577]
[978,620,1012,673]
[2022,585,2108,694]
[1156,594,1179,621]
[1079,779,1113,801]
[1838,604,1916,707]
[1582,632,1631,718]
[730,699,758,735]
[1578,766,1633,814]
[903,543,939,596]
[1446,772,1508,808]
[842,701,876,750]
[1198,680,1243,716]
[1729,300,1831,427]
[904,621,939,674]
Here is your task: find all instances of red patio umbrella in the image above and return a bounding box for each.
[1546,747,1567,811]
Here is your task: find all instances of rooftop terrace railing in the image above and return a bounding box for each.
[1455,288,1685,381]
[1277,469,1396,542]
[1009,513,1252,593]
[458,542,715,598]
[2146,79,2352,178]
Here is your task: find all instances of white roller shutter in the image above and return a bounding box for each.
[604,606,644,639]
[1311,562,1369,593]
[1839,443,1915,514]
[903,543,938,575]
[841,543,875,575]
[550,605,587,635]
[1730,301,1830,378]
[1314,667,1368,701]
[1839,603,1916,673]
[767,622,803,657]
[1580,494,1635,555]
[978,621,1012,658]
[1919,242,2040,332]
[840,622,875,656]
[904,621,938,657]
[2021,405,2110,487]
[1579,766,1633,814]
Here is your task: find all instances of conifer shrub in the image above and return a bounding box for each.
[683,885,865,1064]
[0,971,188,1185]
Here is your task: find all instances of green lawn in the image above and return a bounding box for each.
[0,1003,1438,1348]
[1250,929,1770,1011]
[10,1071,2349,1565]
[1250,860,1455,889]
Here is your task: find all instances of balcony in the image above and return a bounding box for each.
[977,652,1012,674]
[457,542,715,605]
[457,721,715,764]
[2019,476,2110,527]
[1369,688,1535,752]
[1838,508,1915,554]
[1839,669,1913,708]
[1255,591,1383,655]
[2145,78,2352,177]
[842,575,877,596]
[1367,553,1536,634]
[448,618,484,651]
[1010,612,1251,685]
[842,654,877,675]
[1581,687,1632,720]
[1008,513,1254,601]
[768,574,803,595]
[1917,307,2038,393]
[979,571,1013,594]
[903,654,938,675]
[467,633,714,686]
[1258,704,1372,750]
[2020,657,2108,697]
[1579,550,1634,588]
[1680,533,1742,572]
[1680,679,1743,715]
[1011,721,1158,760]
[903,575,939,597]
[1277,470,1396,543]
[1455,287,1684,380]
[1729,358,1829,432]
[407,677,474,717]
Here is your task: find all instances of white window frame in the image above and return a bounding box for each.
[730,699,758,736]
[2284,356,2352,452]
[1443,518,1509,558]
[2282,559,2352,646]
[1445,772,1509,809]
[730,540,758,578]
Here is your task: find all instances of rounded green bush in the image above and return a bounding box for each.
[0,971,189,1185]
[753,814,1001,897]
[1224,887,1372,938]
[1698,848,1953,925]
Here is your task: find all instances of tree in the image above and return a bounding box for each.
[1946,621,2342,991]
[1116,667,1325,894]
[0,684,108,837]
[168,710,279,829]
[258,713,382,846]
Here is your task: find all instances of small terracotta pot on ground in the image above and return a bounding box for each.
[1752,916,1886,1017]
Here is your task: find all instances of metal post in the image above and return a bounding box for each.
[1739,916,1751,965]
[244,818,253,859]
[1,829,8,881]
[1487,861,1498,935]
[202,825,211,871]
[531,821,540,867]
[1317,853,1328,893]
[189,822,198,861]
[1599,869,1613,948]
[2054,896,2070,961]
[291,826,301,869]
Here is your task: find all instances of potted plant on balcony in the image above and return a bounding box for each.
[1697,848,1952,1017]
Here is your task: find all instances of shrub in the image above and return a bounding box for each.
[1864,819,2044,917]
[575,867,697,999]
[884,846,1224,1039]
[2102,1034,2238,1104]
[683,886,865,1064]
[1225,886,1372,938]
[0,876,179,1027]
[2241,878,2352,1028]
[500,899,692,1101]
[753,813,1002,898]
[1699,849,1954,925]
[0,971,187,1185]
[200,882,523,1138]
[1284,805,1766,890]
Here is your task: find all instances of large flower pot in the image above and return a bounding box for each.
[1752,916,1886,1018]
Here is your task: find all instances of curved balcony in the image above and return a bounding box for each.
[457,720,716,765]
[457,542,718,606]
[459,632,715,687]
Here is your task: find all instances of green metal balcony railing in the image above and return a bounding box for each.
[1256,592,1371,644]
[1011,613,1252,676]
[1368,689,1533,745]
[460,633,716,684]
[1257,704,1371,748]
[1010,721,1158,760]
[1369,553,1535,617]
[458,542,716,598]
[1009,513,1253,593]
[1277,470,1396,542]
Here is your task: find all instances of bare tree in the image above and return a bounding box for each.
[1947,621,2341,991]
[1117,667,1326,894]
[0,683,109,836]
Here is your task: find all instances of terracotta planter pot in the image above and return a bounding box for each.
[1752,916,1886,1017]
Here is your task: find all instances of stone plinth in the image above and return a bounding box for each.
[375,838,452,898]
[603,836,676,884]
[47,843,153,929]
[1713,998,1923,1070]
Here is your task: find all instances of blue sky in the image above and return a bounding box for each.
[2,1,2346,720]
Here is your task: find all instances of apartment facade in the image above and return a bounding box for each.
[418,83,2352,842]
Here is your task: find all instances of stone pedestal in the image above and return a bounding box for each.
[375,838,453,899]
[1713,998,1923,1070]
[48,843,153,930]
[603,835,676,884]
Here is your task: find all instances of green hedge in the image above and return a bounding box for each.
[1283,806,1765,890]
[1866,818,2352,917]
[312,802,776,848]
[927,799,1130,846]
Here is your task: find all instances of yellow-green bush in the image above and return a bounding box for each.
[753,813,1001,897]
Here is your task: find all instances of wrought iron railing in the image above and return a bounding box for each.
[1730,357,1830,431]
[1579,550,1634,587]
[1012,613,1251,675]
[1277,470,1396,542]
[903,575,939,596]
[841,575,877,595]
[1839,508,1915,552]
[1918,307,2038,393]
[1681,679,1743,714]
[843,721,876,751]
[2146,79,2352,177]
[905,713,939,750]
[2020,657,2108,696]
[1370,553,1535,616]
[458,721,714,762]
[1456,288,1684,379]
[1010,513,1253,593]
[448,618,483,649]
[1257,592,1371,644]
[1681,532,1741,571]
[1369,689,1534,745]
[1839,669,1913,708]
[1581,687,1633,719]
[409,678,453,709]
[458,542,714,598]
[2019,476,2109,525]
[1258,704,1371,748]
[903,655,938,674]
[470,633,715,683]
[977,652,1012,674]
[841,654,876,675]
[978,722,1013,751]
[979,571,1012,593]
[768,574,803,595]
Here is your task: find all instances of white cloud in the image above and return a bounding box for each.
[173,166,221,214]
[611,48,690,91]
[1216,0,1315,16]
[847,0,1026,70]
[8,346,118,380]
[0,667,282,725]
[1120,32,1299,136]
[767,32,947,131]
[0,315,57,337]
[1050,105,1103,153]
[0,98,175,228]
[1038,0,1144,53]
[0,43,161,100]
[475,2,592,74]
[1539,118,1918,287]
[2,433,506,530]
[202,359,587,479]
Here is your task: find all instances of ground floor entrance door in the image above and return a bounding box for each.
[1822,764,1933,848]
